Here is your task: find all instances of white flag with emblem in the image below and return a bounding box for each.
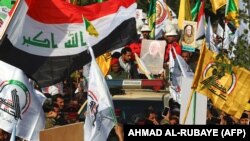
[0,60,45,141]
[84,47,117,141]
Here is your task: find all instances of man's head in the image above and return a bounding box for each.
[146,110,158,123]
[149,41,161,56]
[121,47,133,63]
[52,94,65,110]
[181,51,191,63]
[141,25,151,39]
[110,58,121,72]
[239,113,249,125]
[164,24,178,43]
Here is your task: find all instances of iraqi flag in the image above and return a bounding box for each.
[0,0,137,87]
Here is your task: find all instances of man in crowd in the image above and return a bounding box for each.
[107,58,128,80]
[119,47,139,79]
[164,24,182,62]
[140,24,151,39]
[52,94,68,125]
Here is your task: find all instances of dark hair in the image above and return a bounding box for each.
[111,52,121,58]
[53,103,60,108]
[52,94,64,103]
[184,24,193,34]
[121,47,132,55]
[241,113,249,119]
[145,109,157,118]
[43,100,53,113]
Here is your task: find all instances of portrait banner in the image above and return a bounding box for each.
[182,21,197,52]
[136,9,143,20]
[140,39,166,74]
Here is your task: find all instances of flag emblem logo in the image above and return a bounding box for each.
[87,90,99,126]
[0,80,31,120]
[201,62,236,98]
[156,1,167,24]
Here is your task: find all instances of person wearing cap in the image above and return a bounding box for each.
[162,24,182,104]
[140,24,151,39]
[106,57,128,80]
[163,24,182,62]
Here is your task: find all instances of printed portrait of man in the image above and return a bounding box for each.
[140,40,166,74]
[183,24,194,44]
[181,21,197,51]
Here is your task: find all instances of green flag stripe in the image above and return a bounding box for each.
[191,0,201,21]
[147,0,156,39]
[84,18,90,28]
[147,0,156,17]
[0,0,13,9]
[227,0,237,13]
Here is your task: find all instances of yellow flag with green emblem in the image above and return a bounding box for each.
[192,44,250,119]
[83,17,99,37]
[225,0,239,28]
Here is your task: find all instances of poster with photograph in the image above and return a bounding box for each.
[182,21,197,52]
[136,9,143,20]
[0,0,19,40]
[140,39,166,74]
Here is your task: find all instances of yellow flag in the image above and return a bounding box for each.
[192,44,250,119]
[210,0,226,14]
[226,0,239,28]
[96,52,112,76]
[178,0,192,29]
[210,0,238,14]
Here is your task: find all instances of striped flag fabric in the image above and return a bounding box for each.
[178,0,192,29]
[196,0,206,40]
[147,0,156,39]
[191,0,201,21]
[0,0,137,87]
[225,0,239,27]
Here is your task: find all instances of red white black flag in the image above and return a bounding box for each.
[0,0,137,87]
